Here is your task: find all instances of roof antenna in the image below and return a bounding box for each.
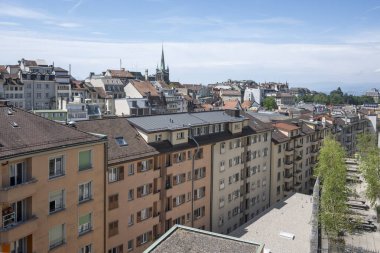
[120,59,122,70]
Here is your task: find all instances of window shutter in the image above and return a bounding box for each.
[137,211,141,223]
[149,159,153,169]
[137,187,141,198]
[137,162,142,172]
[149,183,153,193]
[149,207,153,217]
[119,167,124,180]
[137,236,141,246]
[148,231,153,241]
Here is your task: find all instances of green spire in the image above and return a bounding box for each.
[160,44,165,70]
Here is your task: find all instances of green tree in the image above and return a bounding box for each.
[262,97,277,110]
[357,132,380,206]
[313,93,329,104]
[315,135,350,237]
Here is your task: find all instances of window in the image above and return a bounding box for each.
[49,190,65,213]
[80,244,92,253]
[138,207,152,222]
[108,167,124,183]
[176,132,184,139]
[128,189,134,201]
[36,93,41,98]
[109,220,119,237]
[46,83,49,89]
[194,187,206,200]
[78,213,92,235]
[37,83,41,89]
[277,172,281,181]
[173,173,186,185]
[173,195,186,207]
[220,161,225,172]
[137,183,152,197]
[9,162,26,186]
[220,142,225,154]
[128,214,134,226]
[174,152,186,163]
[263,148,268,157]
[278,145,282,153]
[277,158,281,167]
[108,245,123,253]
[219,179,225,190]
[155,134,162,141]
[78,181,92,202]
[137,231,152,246]
[128,240,133,252]
[49,224,65,249]
[128,164,134,175]
[45,93,49,98]
[79,150,92,171]
[138,160,152,172]
[194,167,206,180]
[109,194,119,210]
[115,137,128,146]
[194,206,205,219]
[219,197,225,208]
[264,133,268,141]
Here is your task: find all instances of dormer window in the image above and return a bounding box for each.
[115,137,127,146]
[177,132,184,139]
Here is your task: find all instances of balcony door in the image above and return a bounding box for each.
[9,162,26,186]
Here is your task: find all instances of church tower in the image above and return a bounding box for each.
[156,45,170,83]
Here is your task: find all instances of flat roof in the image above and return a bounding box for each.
[231,193,313,253]
[128,111,245,132]
[144,225,264,253]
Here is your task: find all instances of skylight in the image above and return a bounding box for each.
[115,137,128,146]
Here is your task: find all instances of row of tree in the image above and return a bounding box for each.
[297,87,374,105]
[316,133,380,238]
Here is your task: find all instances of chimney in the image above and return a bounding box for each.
[89,72,95,78]
[145,69,149,81]
[121,68,125,71]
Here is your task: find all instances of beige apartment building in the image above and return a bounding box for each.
[0,102,106,253]
[269,118,331,205]
[211,113,272,234]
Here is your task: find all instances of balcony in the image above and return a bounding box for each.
[285,148,294,156]
[0,215,37,243]
[284,174,293,183]
[295,155,302,161]
[311,148,318,154]
[310,139,318,144]
[284,187,294,196]
[294,183,302,191]
[0,178,37,204]
[295,169,302,177]
[284,161,293,169]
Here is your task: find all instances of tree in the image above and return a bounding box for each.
[357,132,380,206]
[313,93,329,104]
[262,97,277,110]
[315,135,350,237]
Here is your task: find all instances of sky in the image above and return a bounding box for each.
[0,0,380,93]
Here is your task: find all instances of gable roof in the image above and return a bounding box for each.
[223,99,241,110]
[76,118,159,164]
[107,69,135,78]
[130,80,159,96]
[0,105,103,159]
[273,122,300,131]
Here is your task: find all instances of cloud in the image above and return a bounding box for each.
[68,0,84,14]
[0,21,20,26]
[57,22,82,28]
[0,32,379,91]
[91,31,107,35]
[0,3,49,20]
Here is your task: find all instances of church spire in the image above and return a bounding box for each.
[160,44,165,70]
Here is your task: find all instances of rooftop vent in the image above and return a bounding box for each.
[279,231,295,240]
[7,108,13,115]
[11,122,19,128]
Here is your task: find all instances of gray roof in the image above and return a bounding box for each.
[128,111,245,132]
[144,225,263,253]
[246,111,291,123]
[231,193,313,253]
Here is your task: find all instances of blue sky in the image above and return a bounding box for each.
[0,0,380,93]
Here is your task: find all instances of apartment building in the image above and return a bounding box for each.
[19,59,56,110]
[211,113,272,234]
[334,114,369,156]
[128,113,213,233]
[0,101,106,253]
[76,118,161,253]
[269,118,331,205]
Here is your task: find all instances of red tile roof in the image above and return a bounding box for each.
[107,69,135,78]
[273,122,300,131]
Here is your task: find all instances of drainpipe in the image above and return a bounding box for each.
[188,126,199,228]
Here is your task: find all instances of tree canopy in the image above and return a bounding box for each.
[297,87,374,105]
[315,135,350,237]
[262,96,277,110]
